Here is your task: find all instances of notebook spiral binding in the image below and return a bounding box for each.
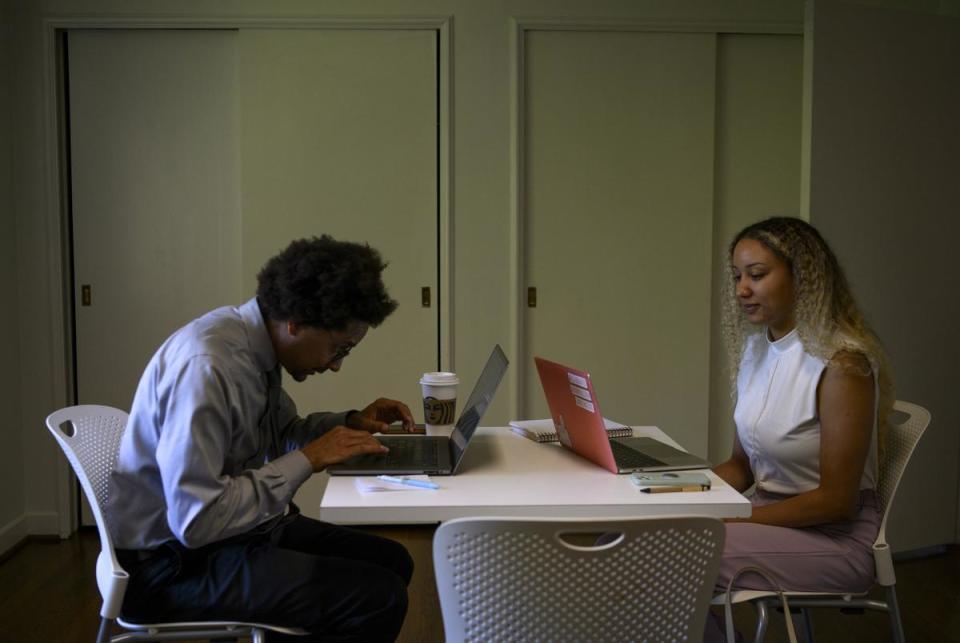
[511,424,633,443]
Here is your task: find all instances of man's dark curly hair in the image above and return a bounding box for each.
[256,235,398,330]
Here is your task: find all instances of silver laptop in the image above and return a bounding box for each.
[328,345,508,476]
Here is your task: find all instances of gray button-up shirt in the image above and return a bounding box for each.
[107,298,349,550]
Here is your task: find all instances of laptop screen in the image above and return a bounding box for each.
[449,345,509,466]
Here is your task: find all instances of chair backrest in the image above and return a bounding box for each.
[877,401,931,526]
[46,405,131,619]
[869,400,930,587]
[433,515,724,643]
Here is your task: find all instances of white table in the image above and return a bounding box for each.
[320,426,751,524]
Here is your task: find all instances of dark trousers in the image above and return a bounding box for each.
[117,514,413,642]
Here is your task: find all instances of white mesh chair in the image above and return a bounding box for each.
[46,405,308,643]
[433,515,725,642]
[713,400,931,643]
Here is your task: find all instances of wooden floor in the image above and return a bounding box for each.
[1,527,958,642]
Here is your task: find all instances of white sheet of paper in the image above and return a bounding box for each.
[354,475,437,493]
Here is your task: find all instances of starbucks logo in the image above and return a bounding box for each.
[423,396,456,425]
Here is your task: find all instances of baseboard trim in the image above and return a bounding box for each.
[26,511,62,536]
[0,510,70,558]
[0,514,28,559]
[892,543,950,561]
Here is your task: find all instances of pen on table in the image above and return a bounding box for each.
[640,485,709,494]
[376,475,440,490]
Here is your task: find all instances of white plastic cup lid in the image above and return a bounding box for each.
[420,371,458,386]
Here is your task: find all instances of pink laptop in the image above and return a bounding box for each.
[534,356,709,474]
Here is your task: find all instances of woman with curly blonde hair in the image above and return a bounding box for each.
[712,216,893,602]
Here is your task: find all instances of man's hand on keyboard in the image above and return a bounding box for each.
[347,397,417,434]
[380,425,426,435]
[301,426,389,472]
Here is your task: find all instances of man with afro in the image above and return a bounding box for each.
[107,235,417,641]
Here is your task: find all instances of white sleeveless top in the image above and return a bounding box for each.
[734,329,878,495]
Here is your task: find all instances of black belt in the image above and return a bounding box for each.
[116,546,164,569]
[116,502,301,568]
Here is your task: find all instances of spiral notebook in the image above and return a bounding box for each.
[510,418,633,443]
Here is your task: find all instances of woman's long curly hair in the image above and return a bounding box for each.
[721,217,894,453]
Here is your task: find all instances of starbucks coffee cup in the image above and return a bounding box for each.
[419,372,459,436]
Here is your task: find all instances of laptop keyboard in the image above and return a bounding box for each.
[377,437,441,467]
[610,440,665,469]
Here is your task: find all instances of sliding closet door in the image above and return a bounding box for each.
[708,33,803,465]
[69,28,439,519]
[523,30,716,457]
[69,29,242,411]
[238,29,438,515]
[238,28,437,419]
[68,29,240,526]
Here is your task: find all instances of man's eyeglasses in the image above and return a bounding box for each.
[328,343,354,364]
[323,329,355,366]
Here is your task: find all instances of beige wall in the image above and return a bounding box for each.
[0,0,28,554]
[850,0,960,15]
[806,0,960,551]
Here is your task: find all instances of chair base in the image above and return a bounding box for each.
[110,617,309,642]
[714,585,904,643]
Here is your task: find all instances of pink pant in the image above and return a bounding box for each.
[716,488,881,594]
